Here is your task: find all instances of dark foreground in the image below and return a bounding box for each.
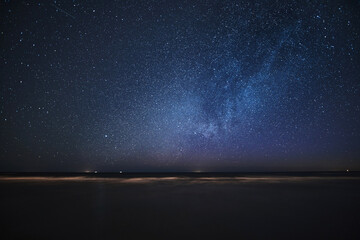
[1,173,360,240]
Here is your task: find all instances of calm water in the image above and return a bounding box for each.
[1,173,360,239]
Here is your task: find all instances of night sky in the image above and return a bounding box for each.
[0,0,359,172]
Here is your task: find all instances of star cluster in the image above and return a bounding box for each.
[0,0,359,171]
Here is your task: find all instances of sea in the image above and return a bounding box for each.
[1,172,359,239]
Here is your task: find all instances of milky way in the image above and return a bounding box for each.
[0,1,359,171]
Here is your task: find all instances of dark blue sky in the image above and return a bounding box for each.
[0,0,359,172]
